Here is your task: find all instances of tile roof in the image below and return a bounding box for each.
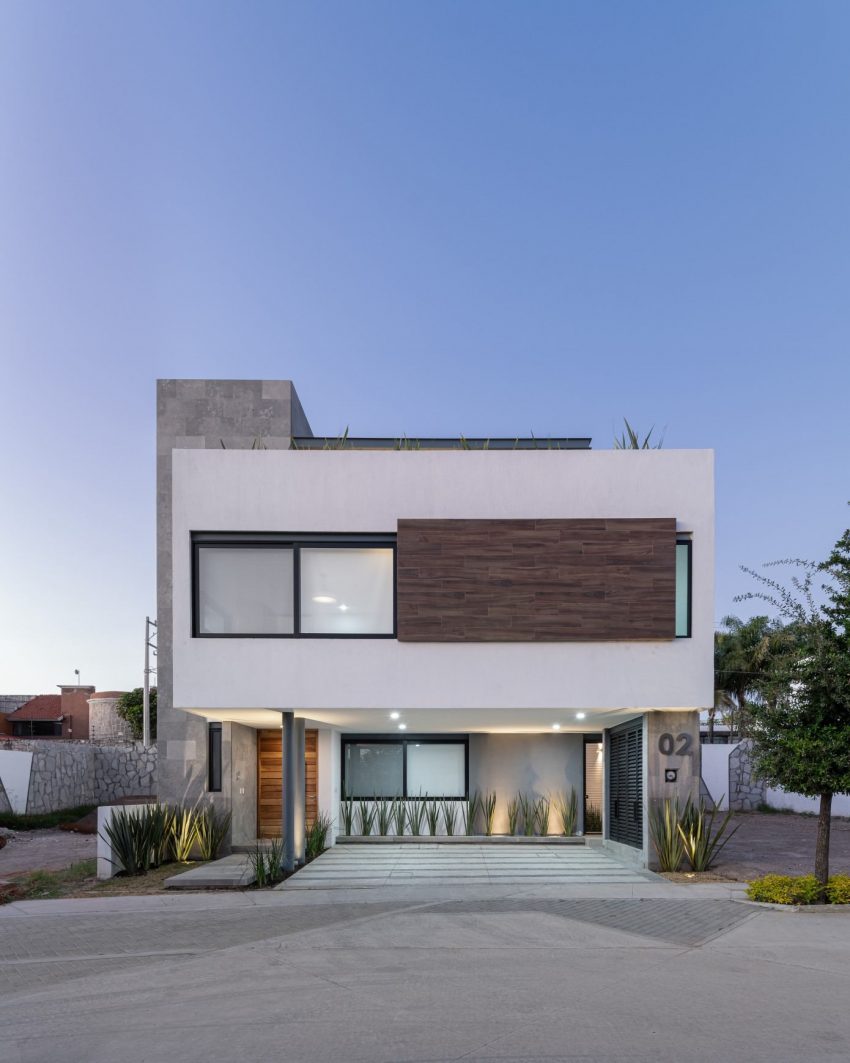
[7,695,63,722]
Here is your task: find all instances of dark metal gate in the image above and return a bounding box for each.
[607,718,643,848]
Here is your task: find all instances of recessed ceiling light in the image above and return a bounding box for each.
[576,712,586,720]
[398,723,407,731]
[390,712,400,720]
[338,603,349,611]
[312,595,336,604]
[552,723,561,730]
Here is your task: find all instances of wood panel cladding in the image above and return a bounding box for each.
[397,518,677,642]
[257,728,318,839]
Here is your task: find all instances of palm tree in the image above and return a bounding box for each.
[714,615,794,739]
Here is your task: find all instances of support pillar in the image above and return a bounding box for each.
[282,712,307,873]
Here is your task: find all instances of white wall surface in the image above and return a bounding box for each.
[0,749,33,813]
[171,448,714,720]
[701,744,732,810]
[765,787,850,817]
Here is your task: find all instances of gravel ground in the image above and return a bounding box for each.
[715,810,850,879]
[0,829,96,877]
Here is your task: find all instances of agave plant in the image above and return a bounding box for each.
[554,789,578,836]
[407,797,426,836]
[306,812,333,860]
[463,791,481,836]
[425,799,440,836]
[442,801,459,836]
[678,799,738,872]
[649,797,686,872]
[100,807,155,876]
[375,796,393,836]
[339,794,355,836]
[149,804,176,867]
[613,418,664,450]
[392,797,407,836]
[533,796,551,836]
[518,794,535,836]
[196,804,232,860]
[506,796,520,836]
[481,791,497,836]
[172,804,200,862]
[357,799,375,836]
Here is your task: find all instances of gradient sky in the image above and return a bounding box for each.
[1,2,848,693]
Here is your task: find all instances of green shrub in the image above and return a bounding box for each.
[339,795,355,835]
[407,797,425,836]
[357,800,375,836]
[99,806,159,876]
[826,874,850,905]
[678,801,738,872]
[463,792,481,836]
[0,804,96,832]
[392,797,407,836]
[425,799,440,836]
[584,802,602,833]
[441,801,459,836]
[173,804,199,861]
[506,796,520,835]
[533,796,551,836]
[249,839,284,887]
[746,874,823,904]
[375,797,393,836]
[481,791,496,836]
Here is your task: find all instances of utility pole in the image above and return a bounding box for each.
[143,616,157,748]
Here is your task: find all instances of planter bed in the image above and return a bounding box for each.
[335,834,588,845]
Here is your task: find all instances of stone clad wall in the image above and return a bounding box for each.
[728,740,764,811]
[0,739,157,813]
[88,697,134,742]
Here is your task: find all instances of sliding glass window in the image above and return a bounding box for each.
[192,534,396,638]
[342,737,468,799]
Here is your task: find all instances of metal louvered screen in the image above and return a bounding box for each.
[607,718,643,848]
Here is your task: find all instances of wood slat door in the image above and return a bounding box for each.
[257,728,318,839]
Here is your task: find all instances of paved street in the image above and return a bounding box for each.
[2,881,849,1063]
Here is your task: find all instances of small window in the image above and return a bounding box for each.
[208,723,223,792]
[675,540,692,638]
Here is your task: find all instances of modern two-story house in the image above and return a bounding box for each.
[156,379,713,869]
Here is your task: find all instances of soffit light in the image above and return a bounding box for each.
[312,595,336,604]
[390,712,400,720]
[552,723,561,730]
[339,604,349,611]
[398,723,407,731]
[576,712,586,720]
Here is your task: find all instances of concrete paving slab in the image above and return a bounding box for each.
[163,854,255,889]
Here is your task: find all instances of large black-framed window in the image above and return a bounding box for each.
[192,533,397,638]
[675,539,692,638]
[208,723,222,792]
[342,736,469,800]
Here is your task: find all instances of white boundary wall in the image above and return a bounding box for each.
[97,803,156,880]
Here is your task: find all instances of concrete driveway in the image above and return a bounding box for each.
[283,842,653,888]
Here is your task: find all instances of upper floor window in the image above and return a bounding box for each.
[192,533,396,638]
[675,539,692,638]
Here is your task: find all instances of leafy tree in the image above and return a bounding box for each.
[737,520,850,894]
[713,615,795,739]
[116,687,157,741]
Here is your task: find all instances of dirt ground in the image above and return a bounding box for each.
[714,811,850,879]
[0,829,96,877]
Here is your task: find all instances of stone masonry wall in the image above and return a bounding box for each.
[0,739,157,813]
[728,739,765,811]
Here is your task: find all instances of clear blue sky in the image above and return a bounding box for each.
[1,2,848,692]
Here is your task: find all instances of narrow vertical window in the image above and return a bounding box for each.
[675,540,692,638]
[208,723,223,792]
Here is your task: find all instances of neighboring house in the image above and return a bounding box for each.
[4,685,117,740]
[156,379,714,868]
[0,695,36,736]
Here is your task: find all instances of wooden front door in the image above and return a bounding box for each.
[257,729,318,839]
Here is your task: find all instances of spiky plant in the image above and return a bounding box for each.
[554,789,578,836]
[375,796,393,836]
[518,793,535,836]
[306,812,333,860]
[442,801,459,836]
[392,797,407,836]
[407,797,425,836]
[506,796,520,836]
[425,799,440,836]
[613,418,664,450]
[339,794,355,835]
[463,791,481,836]
[481,791,497,836]
[584,802,602,833]
[196,805,232,861]
[249,838,285,887]
[357,800,375,836]
[677,800,739,872]
[172,804,200,862]
[534,796,551,836]
[649,798,686,872]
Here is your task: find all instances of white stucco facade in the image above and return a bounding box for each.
[170,447,714,732]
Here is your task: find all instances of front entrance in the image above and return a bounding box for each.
[257,728,318,838]
[607,717,643,848]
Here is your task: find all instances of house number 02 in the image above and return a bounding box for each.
[657,732,693,757]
